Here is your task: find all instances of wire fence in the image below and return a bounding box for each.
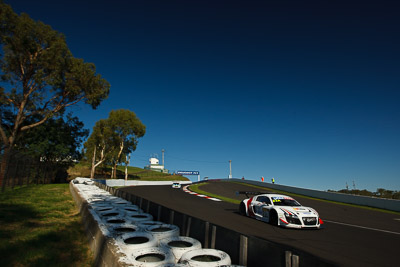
[1,151,69,191]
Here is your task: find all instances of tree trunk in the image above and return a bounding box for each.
[0,146,12,191]
[90,146,96,178]
[112,163,117,179]
[125,153,130,180]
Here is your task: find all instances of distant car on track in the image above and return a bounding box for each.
[237,191,323,229]
[172,182,181,189]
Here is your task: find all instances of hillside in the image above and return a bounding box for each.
[68,162,190,181]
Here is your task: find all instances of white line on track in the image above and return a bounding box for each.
[324,220,400,235]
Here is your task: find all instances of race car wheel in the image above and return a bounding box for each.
[269,210,278,226]
[239,202,246,216]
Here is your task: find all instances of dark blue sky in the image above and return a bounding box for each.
[7,0,400,191]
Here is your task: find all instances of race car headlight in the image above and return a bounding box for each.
[284,213,301,225]
[284,212,298,218]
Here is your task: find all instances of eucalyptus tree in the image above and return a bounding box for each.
[84,119,116,178]
[107,109,145,178]
[19,112,88,163]
[84,109,145,179]
[0,2,110,186]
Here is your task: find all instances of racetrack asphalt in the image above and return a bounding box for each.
[120,180,400,267]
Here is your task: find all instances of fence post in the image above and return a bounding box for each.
[239,235,248,266]
[285,251,292,267]
[204,222,210,248]
[211,225,216,249]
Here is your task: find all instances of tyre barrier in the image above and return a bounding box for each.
[109,223,140,236]
[129,247,175,267]
[103,196,120,202]
[145,224,180,244]
[104,216,128,225]
[84,180,95,185]
[137,220,164,231]
[118,232,158,252]
[71,178,236,266]
[156,264,189,267]
[98,208,123,218]
[127,211,154,223]
[159,236,202,263]
[111,199,132,206]
[118,205,143,214]
[179,249,232,267]
[92,205,115,212]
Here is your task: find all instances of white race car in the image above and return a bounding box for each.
[172,182,181,189]
[238,191,323,229]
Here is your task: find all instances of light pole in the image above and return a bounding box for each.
[229,160,232,179]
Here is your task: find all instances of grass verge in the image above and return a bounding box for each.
[0,184,93,267]
[188,183,241,204]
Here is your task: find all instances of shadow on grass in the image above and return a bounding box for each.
[0,203,93,267]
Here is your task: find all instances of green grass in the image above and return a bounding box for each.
[0,184,93,267]
[189,183,241,204]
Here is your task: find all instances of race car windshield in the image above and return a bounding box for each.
[272,198,301,206]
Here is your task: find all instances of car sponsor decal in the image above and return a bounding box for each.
[280,218,289,224]
[272,196,293,200]
[247,197,255,217]
[280,208,293,215]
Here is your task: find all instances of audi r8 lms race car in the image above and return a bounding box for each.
[171,182,181,189]
[238,191,323,229]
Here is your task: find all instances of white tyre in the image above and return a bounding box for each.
[104,216,128,225]
[109,223,139,236]
[119,205,143,214]
[156,264,189,267]
[126,212,154,224]
[92,205,114,213]
[103,196,120,201]
[129,247,175,267]
[179,249,231,267]
[145,224,180,244]
[137,220,164,231]
[111,199,131,206]
[89,200,110,207]
[159,236,202,262]
[118,232,158,253]
[98,208,123,218]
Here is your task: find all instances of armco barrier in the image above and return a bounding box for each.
[94,179,192,187]
[97,182,337,267]
[230,179,400,212]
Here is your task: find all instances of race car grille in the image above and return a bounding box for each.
[302,217,317,225]
[284,215,301,225]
